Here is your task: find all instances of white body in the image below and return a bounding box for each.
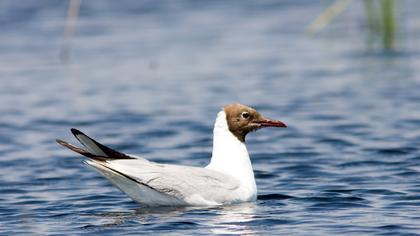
[86,110,257,206]
[206,110,257,201]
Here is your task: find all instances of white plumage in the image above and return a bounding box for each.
[57,104,286,206]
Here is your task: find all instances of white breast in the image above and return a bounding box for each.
[206,110,257,201]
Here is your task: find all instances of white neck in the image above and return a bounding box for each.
[206,110,257,196]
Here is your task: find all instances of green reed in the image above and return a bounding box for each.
[308,0,396,50]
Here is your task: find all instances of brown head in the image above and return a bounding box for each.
[223,103,287,142]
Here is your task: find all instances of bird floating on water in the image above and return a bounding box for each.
[57,104,287,206]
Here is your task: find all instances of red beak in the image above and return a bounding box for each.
[257,119,287,128]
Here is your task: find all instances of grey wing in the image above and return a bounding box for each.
[56,128,238,204]
[106,160,240,203]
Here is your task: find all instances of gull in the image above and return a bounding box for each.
[56,104,286,206]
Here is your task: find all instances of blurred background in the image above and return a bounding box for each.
[1,0,420,235]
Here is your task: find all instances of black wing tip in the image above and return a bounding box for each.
[70,128,83,136]
[68,128,135,160]
[56,138,108,161]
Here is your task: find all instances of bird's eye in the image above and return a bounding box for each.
[241,112,250,119]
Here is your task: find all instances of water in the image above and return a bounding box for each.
[1,0,420,235]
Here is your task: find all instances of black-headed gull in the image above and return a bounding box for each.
[57,104,286,206]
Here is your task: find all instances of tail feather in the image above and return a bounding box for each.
[56,128,134,160]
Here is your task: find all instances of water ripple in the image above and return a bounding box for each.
[1,1,420,235]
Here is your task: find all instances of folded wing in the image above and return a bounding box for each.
[104,160,240,205]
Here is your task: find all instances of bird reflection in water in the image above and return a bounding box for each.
[83,203,257,234]
[207,202,257,235]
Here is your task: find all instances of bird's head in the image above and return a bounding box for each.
[223,103,287,142]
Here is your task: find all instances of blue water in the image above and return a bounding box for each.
[1,0,420,235]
